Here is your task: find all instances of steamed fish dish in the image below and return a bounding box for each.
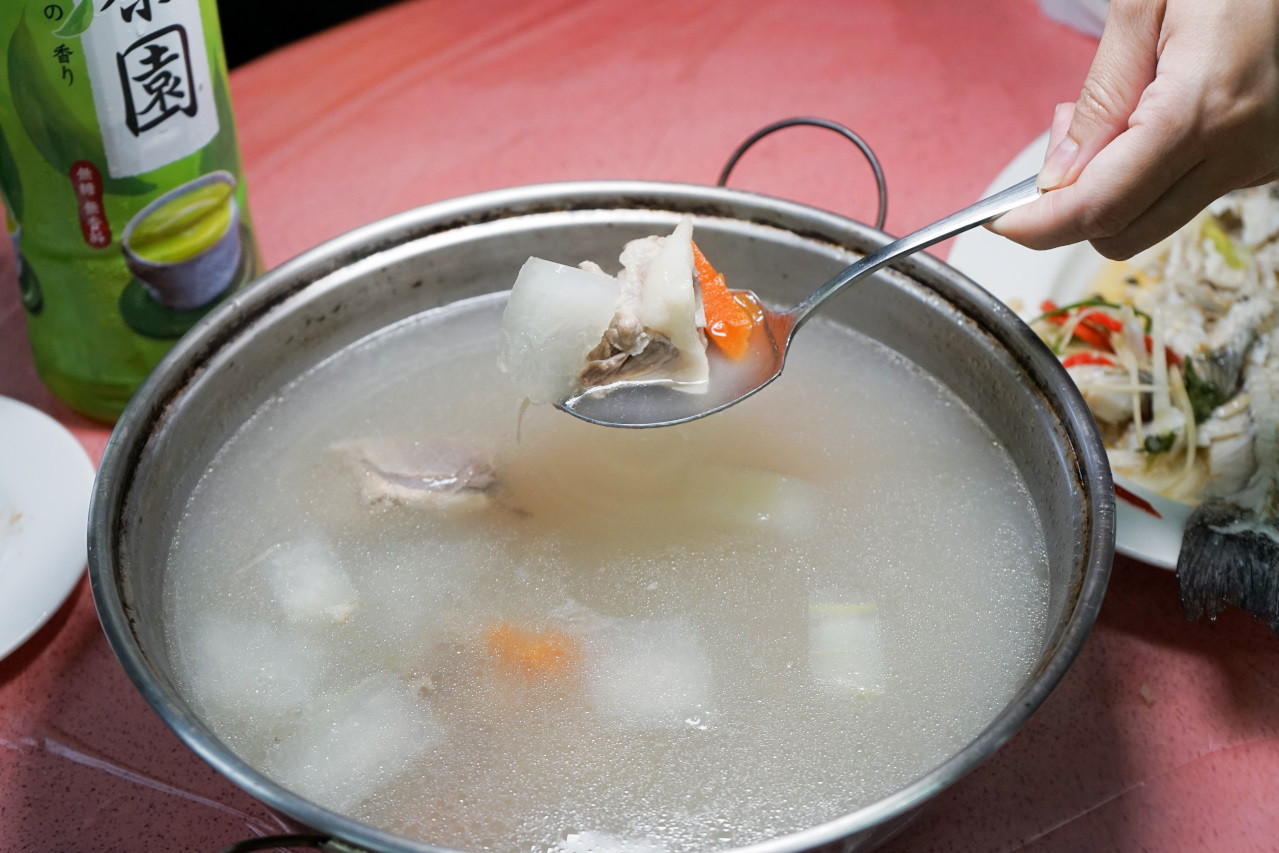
[165,287,1050,853]
[1029,184,1279,629]
[499,218,770,404]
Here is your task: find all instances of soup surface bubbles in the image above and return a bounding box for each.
[166,293,1050,853]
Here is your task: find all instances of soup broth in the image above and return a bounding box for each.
[165,293,1050,853]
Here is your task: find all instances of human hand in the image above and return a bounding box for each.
[992,0,1279,260]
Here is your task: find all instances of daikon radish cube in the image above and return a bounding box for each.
[187,615,324,718]
[807,600,884,695]
[585,617,711,730]
[265,675,442,813]
[498,258,620,404]
[264,537,358,624]
[684,467,819,536]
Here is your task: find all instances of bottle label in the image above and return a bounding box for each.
[0,0,261,420]
[80,0,218,178]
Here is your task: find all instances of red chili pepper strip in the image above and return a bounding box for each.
[1115,483,1162,519]
[1039,300,1068,325]
[1080,318,1117,339]
[1143,336,1182,366]
[1081,311,1123,332]
[1061,352,1116,368]
[1070,322,1113,352]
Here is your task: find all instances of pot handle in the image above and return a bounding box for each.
[717,116,889,231]
[217,835,368,853]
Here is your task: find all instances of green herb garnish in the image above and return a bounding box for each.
[1183,360,1230,423]
[1143,431,1177,454]
[1030,295,1153,333]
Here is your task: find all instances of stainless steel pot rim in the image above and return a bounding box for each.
[88,180,1114,853]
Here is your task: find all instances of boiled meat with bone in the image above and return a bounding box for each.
[498,218,709,404]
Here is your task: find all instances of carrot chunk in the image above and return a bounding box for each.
[692,242,755,360]
[485,623,580,682]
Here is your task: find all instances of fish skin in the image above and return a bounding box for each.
[1190,335,1250,407]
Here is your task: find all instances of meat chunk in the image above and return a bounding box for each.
[577,221,708,389]
[332,438,496,509]
[579,329,678,386]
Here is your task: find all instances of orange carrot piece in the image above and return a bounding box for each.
[485,623,580,682]
[692,242,755,360]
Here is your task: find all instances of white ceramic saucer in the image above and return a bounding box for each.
[0,396,95,660]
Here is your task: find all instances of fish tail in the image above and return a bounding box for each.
[1176,501,1279,632]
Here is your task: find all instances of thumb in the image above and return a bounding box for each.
[1039,0,1165,190]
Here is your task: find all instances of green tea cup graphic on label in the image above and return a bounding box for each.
[120,171,242,310]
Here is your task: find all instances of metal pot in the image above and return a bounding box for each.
[87,181,1114,853]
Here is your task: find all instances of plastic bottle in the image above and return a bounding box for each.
[0,0,261,421]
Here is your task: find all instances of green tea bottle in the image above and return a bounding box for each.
[0,0,261,421]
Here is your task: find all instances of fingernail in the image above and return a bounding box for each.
[1038,136,1079,190]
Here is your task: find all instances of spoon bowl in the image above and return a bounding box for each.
[560,308,795,427]
[558,176,1041,428]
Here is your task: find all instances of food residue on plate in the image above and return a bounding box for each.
[0,508,22,565]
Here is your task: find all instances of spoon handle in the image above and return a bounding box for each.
[792,175,1041,326]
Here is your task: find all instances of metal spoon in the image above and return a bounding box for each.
[558,175,1042,428]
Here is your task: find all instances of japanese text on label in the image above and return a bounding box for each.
[69,160,112,247]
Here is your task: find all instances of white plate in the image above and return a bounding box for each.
[949,132,1188,569]
[0,396,96,659]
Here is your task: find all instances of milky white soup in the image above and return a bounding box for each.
[165,292,1049,853]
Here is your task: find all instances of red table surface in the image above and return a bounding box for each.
[3,1,1279,850]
